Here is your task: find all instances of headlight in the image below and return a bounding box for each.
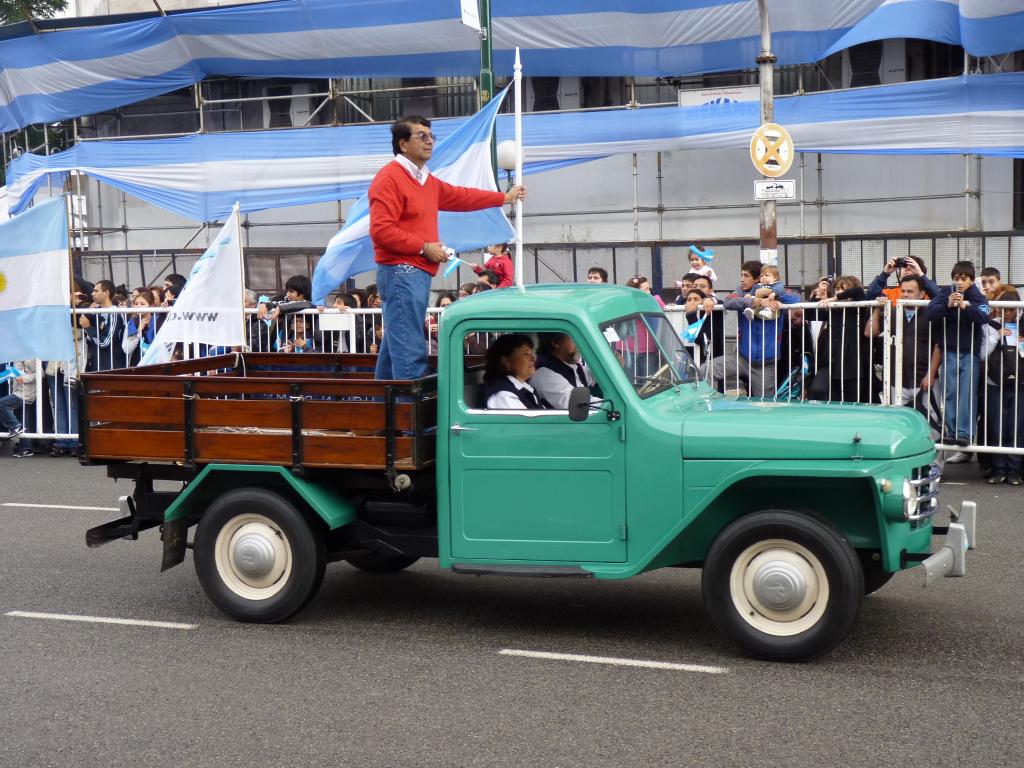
[902,478,915,518]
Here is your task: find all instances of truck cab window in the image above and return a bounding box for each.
[462,330,603,412]
[603,314,698,396]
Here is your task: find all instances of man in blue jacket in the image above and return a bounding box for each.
[926,261,991,448]
[721,260,800,397]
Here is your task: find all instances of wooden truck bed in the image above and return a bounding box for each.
[78,352,438,472]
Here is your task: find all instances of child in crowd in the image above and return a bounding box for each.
[745,264,785,321]
[687,245,718,283]
[926,261,991,448]
[0,359,39,457]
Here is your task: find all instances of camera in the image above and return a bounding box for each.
[894,257,908,269]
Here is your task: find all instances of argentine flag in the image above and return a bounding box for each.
[0,197,75,362]
[312,88,516,305]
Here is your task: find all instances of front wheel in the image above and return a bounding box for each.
[194,488,325,623]
[702,510,864,662]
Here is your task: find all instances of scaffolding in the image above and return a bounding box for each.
[3,54,1020,291]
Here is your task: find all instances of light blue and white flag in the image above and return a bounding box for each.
[312,88,515,305]
[0,197,74,363]
[141,205,245,365]
[681,315,707,345]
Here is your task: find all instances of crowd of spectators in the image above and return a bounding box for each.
[658,255,1023,484]
[3,250,1022,481]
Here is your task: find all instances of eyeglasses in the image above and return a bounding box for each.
[410,131,435,143]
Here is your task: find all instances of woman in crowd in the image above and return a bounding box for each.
[809,275,874,403]
[622,276,665,378]
[428,292,456,355]
[482,334,551,410]
[122,290,160,366]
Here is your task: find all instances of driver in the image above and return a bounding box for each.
[482,334,552,410]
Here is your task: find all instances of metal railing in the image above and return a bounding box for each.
[2,300,1022,460]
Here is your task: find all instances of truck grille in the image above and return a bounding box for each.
[907,462,941,521]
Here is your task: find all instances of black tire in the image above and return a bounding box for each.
[862,564,895,595]
[194,488,325,623]
[702,510,864,662]
[345,552,420,573]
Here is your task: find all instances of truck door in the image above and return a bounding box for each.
[449,327,627,563]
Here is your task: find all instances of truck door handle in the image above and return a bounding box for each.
[451,422,477,433]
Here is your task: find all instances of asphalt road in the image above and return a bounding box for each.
[0,456,1021,768]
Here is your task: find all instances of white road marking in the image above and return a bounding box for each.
[940,482,966,486]
[1,503,119,511]
[499,648,728,674]
[5,611,196,630]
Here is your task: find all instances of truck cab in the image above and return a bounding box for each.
[82,285,976,661]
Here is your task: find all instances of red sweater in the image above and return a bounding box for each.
[369,161,506,276]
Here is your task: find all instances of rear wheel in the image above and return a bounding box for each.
[702,510,864,662]
[345,552,420,573]
[194,488,325,623]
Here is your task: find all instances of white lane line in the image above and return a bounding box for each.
[940,482,966,486]
[2,503,119,511]
[5,611,196,630]
[499,648,728,674]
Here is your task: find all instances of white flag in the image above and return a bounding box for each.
[142,205,244,365]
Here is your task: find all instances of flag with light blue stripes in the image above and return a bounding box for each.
[312,88,515,305]
[0,197,75,362]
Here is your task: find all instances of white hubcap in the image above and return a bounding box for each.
[729,539,829,636]
[214,514,292,601]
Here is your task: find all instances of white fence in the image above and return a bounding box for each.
[2,300,1022,458]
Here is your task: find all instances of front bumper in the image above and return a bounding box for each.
[919,501,977,586]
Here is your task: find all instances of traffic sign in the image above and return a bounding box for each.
[754,179,796,200]
[749,122,794,178]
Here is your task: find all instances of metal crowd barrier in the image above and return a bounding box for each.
[2,300,1022,457]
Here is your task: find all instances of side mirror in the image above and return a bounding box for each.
[568,386,591,422]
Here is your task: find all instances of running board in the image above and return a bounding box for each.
[452,564,593,578]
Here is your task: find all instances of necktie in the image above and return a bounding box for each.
[575,362,587,386]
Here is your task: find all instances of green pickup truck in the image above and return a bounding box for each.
[81,285,976,661]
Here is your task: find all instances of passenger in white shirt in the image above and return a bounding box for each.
[530,332,597,410]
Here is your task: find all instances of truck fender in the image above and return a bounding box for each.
[160,464,357,571]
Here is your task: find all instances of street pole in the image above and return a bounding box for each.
[756,0,778,266]
[478,0,498,179]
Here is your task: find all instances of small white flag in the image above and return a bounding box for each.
[142,205,244,365]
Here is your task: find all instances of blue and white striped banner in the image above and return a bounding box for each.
[0,197,75,363]
[8,73,1023,224]
[824,0,1024,59]
[0,0,894,133]
[311,87,515,304]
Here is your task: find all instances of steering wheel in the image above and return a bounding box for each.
[637,363,672,396]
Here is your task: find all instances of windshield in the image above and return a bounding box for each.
[601,313,699,397]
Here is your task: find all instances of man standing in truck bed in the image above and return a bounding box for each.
[369,115,526,380]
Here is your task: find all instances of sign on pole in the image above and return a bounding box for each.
[749,122,794,178]
[460,0,482,31]
[754,179,796,200]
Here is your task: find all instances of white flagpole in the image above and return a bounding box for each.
[233,201,246,352]
[514,47,525,292]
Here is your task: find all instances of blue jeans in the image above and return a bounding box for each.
[0,393,25,432]
[942,351,979,440]
[47,371,79,449]
[375,262,431,381]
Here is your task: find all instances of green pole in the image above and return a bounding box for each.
[478,0,498,180]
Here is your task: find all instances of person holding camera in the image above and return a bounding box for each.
[866,255,940,302]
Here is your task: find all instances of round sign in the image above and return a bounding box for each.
[749,122,794,178]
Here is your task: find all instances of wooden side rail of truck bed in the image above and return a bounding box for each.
[78,352,441,474]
